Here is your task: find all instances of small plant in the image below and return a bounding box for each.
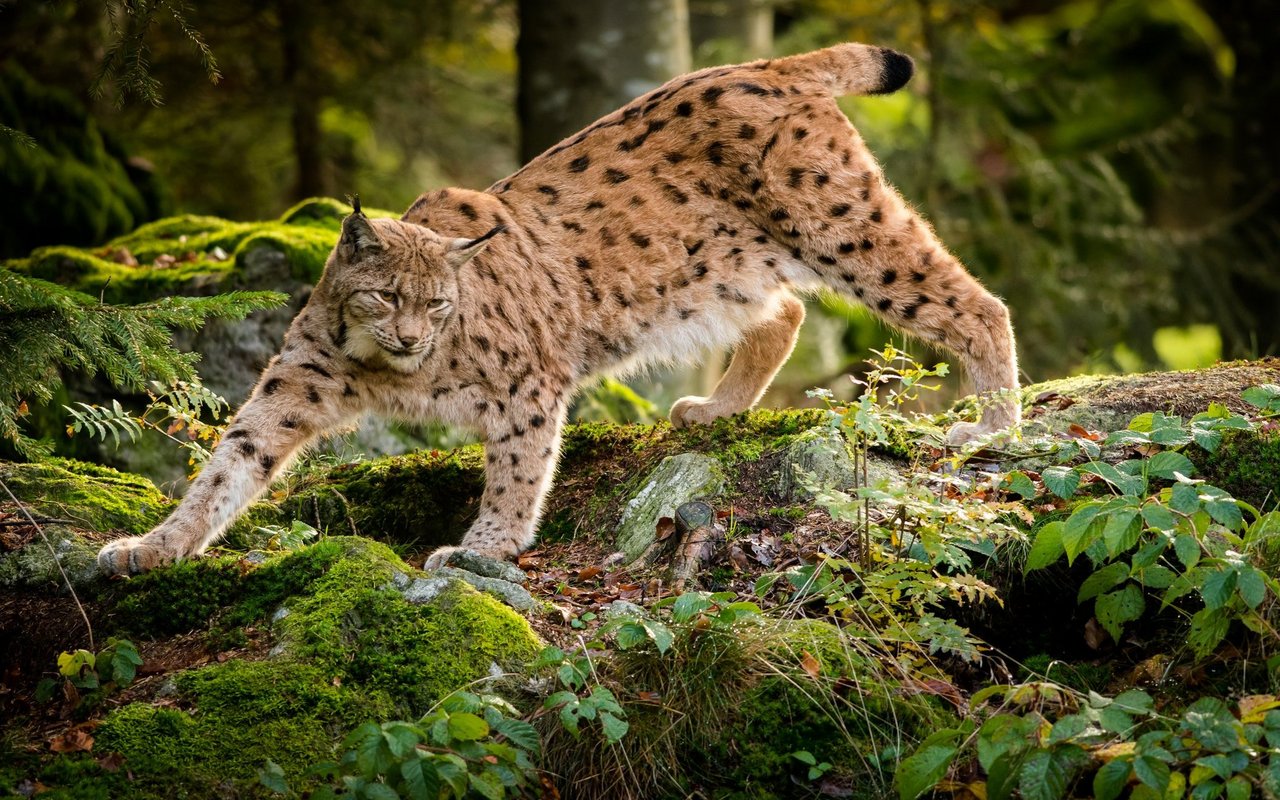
[264,691,542,799]
[253,520,320,552]
[37,637,143,710]
[533,644,630,745]
[65,378,231,474]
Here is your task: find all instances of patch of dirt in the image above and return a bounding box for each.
[1072,358,1280,418]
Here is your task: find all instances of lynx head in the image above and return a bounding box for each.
[322,208,502,372]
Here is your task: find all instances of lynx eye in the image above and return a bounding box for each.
[377,290,398,304]
[427,298,448,310]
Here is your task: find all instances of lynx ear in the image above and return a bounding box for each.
[339,212,383,260]
[445,225,507,269]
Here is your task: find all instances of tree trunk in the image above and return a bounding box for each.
[689,0,773,61]
[280,0,325,200]
[516,0,692,163]
[1209,0,1280,357]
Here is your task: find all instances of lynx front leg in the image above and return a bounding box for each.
[424,412,564,569]
[97,359,359,576]
[670,295,805,427]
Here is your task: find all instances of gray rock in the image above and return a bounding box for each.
[433,567,536,611]
[0,526,101,592]
[616,453,725,562]
[436,549,527,584]
[400,576,452,605]
[603,600,645,620]
[774,427,902,500]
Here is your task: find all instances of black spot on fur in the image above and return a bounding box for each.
[562,221,583,233]
[838,242,855,254]
[912,271,926,282]
[738,123,756,139]
[862,239,874,250]
[686,240,704,256]
[761,133,778,159]
[281,417,298,429]
[575,256,592,270]
[212,473,226,487]
[693,262,709,279]
[814,173,830,187]
[630,232,651,248]
[882,270,897,284]
[749,179,763,194]
[793,127,808,140]
[818,255,837,265]
[678,308,694,320]
[473,335,491,353]
[662,183,690,204]
[537,185,559,202]
[586,199,606,210]
[237,439,257,457]
[459,203,478,220]
[605,169,630,184]
[707,141,725,165]
[569,155,590,172]
[262,377,284,395]
[530,414,546,428]
[260,453,277,473]
[702,86,725,104]
[613,290,631,308]
[869,209,883,223]
[655,284,667,296]
[664,152,687,164]
[225,429,249,440]
[878,298,893,312]
[306,387,321,404]
[676,101,694,117]
[830,204,851,217]
[787,167,805,188]
[300,362,331,378]
[770,208,790,222]
[734,198,752,210]
[736,82,770,96]
[432,386,451,399]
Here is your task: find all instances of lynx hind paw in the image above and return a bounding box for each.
[422,546,467,571]
[945,421,1014,448]
[424,544,521,572]
[670,396,735,428]
[97,535,173,577]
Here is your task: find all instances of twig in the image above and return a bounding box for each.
[0,517,74,527]
[0,477,95,650]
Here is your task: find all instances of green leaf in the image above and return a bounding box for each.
[1237,567,1267,609]
[642,620,674,654]
[896,729,964,800]
[1018,748,1073,800]
[1201,486,1243,530]
[1134,565,1175,589]
[600,711,629,744]
[1174,534,1201,568]
[1242,384,1280,412]
[1078,562,1131,603]
[1183,697,1242,752]
[257,760,290,794]
[1188,608,1231,658]
[360,782,400,800]
[792,750,818,766]
[447,712,490,741]
[1147,451,1195,480]
[1063,505,1104,564]
[1002,470,1037,499]
[1041,466,1080,499]
[671,592,712,622]
[1093,758,1132,800]
[1102,509,1141,557]
[399,757,440,800]
[1200,569,1237,610]
[492,717,541,754]
[1170,483,1202,514]
[1025,521,1065,572]
[468,771,505,800]
[1095,583,1144,642]
[1226,776,1252,800]
[1141,503,1177,532]
[613,621,647,650]
[1080,462,1145,496]
[1133,755,1170,794]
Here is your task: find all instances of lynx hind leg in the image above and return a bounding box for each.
[670,294,805,428]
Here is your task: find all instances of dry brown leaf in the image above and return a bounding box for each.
[799,650,821,679]
[1068,423,1101,441]
[49,729,94,753]
[1083,617,1109,650]
[577,566,602,581]
[655,517,676,541]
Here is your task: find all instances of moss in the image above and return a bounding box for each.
[233,225,337,283]
[0,457,169,534]
[691,619,954,799]
[112,537,351,635]
[95,660,390,797]
[274,539,541,713]
[1019,653,1113,693]
[1193,428,1280,511]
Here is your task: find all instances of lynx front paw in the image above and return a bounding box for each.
[945,421,1016,448]
[670,396,737,428]
[97,535,176,577]
[424,545,515,571]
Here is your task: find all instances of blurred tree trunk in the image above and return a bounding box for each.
[689,0,773,60]
[280,0,325,200]
[516,0,692,163]
[1210,0,1280,356]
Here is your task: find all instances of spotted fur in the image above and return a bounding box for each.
[98,43,1018,576]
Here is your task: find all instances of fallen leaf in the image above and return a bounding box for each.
[1239,694,1280,724]
[799,650,821,679]
[577,566,602,581]
[1093,742,1136,762]
[516,551,543,570]
[1068,423,1101,441]
[655,517,676,541]
[728,544,751,571]
[97,752,126,773]
[1083,617,1109,650]
[637,691,662,702]
[905,678,964,710]
[49,729,94,753]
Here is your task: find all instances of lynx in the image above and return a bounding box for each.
[98,43,1019,576]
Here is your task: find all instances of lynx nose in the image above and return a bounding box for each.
[398,334,419,347]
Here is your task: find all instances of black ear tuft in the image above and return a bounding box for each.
[444,225,507,269]
[347,193,363,216]
[464,225,507,249]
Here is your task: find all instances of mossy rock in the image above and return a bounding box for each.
[0,457,169,534]
[16,537,540,797]
[1193,426,1280,511]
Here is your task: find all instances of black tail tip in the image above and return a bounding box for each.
[872,48,914,95]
